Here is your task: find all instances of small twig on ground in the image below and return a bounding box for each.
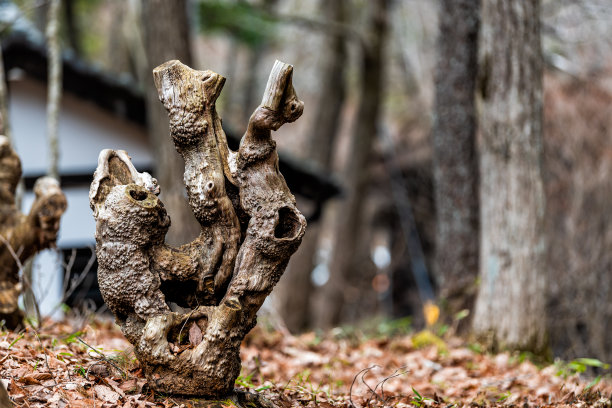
[58,249,77,301]
[359,366,386,407]
[32,329,58,387]
[48,247,96,317]
[77,337,128,379]
[0,233,23,272]
[349,365,378,408]
[177,307,197,344]
[377,366,409,402]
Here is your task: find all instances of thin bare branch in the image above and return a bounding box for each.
[77,337,128,379]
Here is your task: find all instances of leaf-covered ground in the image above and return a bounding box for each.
[1,318,611,407]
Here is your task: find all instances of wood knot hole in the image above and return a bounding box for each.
[274,206,301,240]
[129,189,148,201]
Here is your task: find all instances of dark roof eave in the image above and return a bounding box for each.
[2,31,147,124]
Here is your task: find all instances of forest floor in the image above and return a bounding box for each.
[1,316,611,407]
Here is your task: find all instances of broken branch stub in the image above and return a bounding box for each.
[90,60,305,398]
[0,136,67,330]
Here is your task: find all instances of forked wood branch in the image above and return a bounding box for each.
[90,60,305,400]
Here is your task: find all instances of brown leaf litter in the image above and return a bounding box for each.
[0,319,609,407]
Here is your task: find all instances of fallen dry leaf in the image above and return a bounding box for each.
[189,321,203,346]
[105,377,126,398]
[94,384,121,403]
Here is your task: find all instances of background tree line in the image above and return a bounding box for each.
[8,0,612,364]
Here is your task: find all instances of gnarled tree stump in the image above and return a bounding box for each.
[0,136,67,330]
[89,60,305,398]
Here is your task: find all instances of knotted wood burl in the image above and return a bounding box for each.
[89,60,305,398]
[0,136,67,330]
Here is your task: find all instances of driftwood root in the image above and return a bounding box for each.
[90,60,305,396]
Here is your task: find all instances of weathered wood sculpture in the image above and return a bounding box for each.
[0,136,67,329]
[89,60,305,398]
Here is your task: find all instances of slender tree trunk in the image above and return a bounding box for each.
[319,0,389,328]
[106,2,131,76]
[46,0,62,181]
[63,0,81,56]
[0,45,11,142]
[239,0,278,126]
[124,1,148,86]
[23,0,63,324]
[473,0,547,352]
[432,0,480,324]
[240,46,264,127]
[277,0,347,333]
[141,0,199,245]
[306,0,347,169]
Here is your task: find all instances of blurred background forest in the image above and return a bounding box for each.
[2,0,612,367]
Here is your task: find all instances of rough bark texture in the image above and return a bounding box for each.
[0,136,67,330]
[277,0,347,333]
[432,0,480,322]
[141,0,200,245]
[0,46,11,140]
[319,0,388,328]
[542,76,612,364]
[46,0,62,180]
[90,60,305,398]
[473,0,547,352]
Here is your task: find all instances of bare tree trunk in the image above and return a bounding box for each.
[473,0,547,352]
[106,1,132,76]
[238,0,279,126]
[241,46,264,126]
[306,0,347,169]
[319,0,389,328]
[120,1,148,86]
[63,0,81,56]
[46,0,61,181]
[0,45,11,142]
[23,0,63,324]
[432,0,480,325]
[141,0,199,245]
[277,0,347,333]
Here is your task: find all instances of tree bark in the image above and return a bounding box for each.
[63,0,81,56]
[141,0,199,245]
[46,0,62,181]
[472,0,547,352]
[277,0,347,333]
[0,137,67,330]
[319,0,389,328]
[432,0,480,324]
[0,45,11,141]
[90,60,305,399]
[23,0,64,323]
[239,0,279,126]
[306,0,347,168]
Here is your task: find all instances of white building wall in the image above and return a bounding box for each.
[9,74,151,176]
